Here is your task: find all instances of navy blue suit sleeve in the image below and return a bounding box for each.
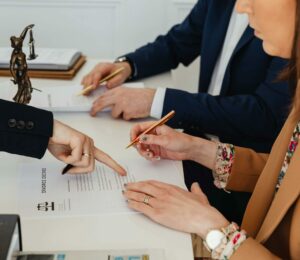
[162,58,290,143]
[125,0,207,79]
[0,99,53,159]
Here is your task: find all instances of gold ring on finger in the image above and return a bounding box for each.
[82,153,91,158]
[143,195,151,205]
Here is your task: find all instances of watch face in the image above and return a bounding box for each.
[206,230,225,250]
[117,57,127,62]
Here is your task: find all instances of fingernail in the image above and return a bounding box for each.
[90,111,95,117]
[140,135,148,142]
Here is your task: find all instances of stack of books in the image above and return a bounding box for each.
[0,47,86,79]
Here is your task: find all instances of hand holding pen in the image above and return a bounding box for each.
[80,62,133,95]
[127,111,185,161]
[126,110,175,149]
[129,111,199,162]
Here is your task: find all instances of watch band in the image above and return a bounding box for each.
[203,222,247,260]
[115,56,136,81]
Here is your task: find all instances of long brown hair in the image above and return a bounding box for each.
[280,0,300,117]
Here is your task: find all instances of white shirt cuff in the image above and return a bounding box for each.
[150,87,166,119]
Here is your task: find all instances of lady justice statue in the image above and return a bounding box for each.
[9,24,38,104]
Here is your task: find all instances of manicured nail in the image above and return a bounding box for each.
[90,111,95,117]
[140,135,148,142]
[194,182,200,188]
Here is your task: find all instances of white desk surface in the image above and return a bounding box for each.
[0,59,194,260]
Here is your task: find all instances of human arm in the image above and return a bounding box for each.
[230,238,280,260]
[130,121,268,192]
[226,146,269,192]
[0,99,126,175]
[124,181,229,239]
[0,99,53,158]
[123,181,281,259]
[123,0,206,80]
[162,58,290,148]
[48,120,126,175]
[81,0,206,89]
[81,61,132,90]
[89,87,156,119]
[130,121,217,167]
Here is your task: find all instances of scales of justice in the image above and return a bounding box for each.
[9,24,39,105]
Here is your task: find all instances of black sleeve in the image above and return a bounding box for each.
[0,99,53,159]
[124,0,207,79]
[162,58,290,146]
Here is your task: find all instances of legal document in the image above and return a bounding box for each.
[0,82,144,112]
[18,159,185,218]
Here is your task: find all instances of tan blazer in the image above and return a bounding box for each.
[225,113,300,259]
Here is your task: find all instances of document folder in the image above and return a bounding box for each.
[0,55,86,80]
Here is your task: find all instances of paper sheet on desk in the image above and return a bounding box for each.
[17,159,185,218]
[0,82,144,112]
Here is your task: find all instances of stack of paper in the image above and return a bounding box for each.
[0,81,144,112]
[0,47,81,70]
